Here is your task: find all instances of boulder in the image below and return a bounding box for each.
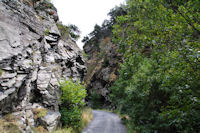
[39,111,61,131]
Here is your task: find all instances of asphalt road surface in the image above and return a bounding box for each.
[82,110,127,133]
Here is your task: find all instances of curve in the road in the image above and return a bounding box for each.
[82,110,127,133]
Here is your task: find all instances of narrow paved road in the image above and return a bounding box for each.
[82,110,127,133]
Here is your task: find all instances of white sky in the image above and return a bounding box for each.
[51,0,125,49]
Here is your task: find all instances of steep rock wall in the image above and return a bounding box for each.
[83,37,122,107]
[0,0,86,132]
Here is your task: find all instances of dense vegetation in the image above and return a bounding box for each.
[110,0,200,132]
[59,79,87,132]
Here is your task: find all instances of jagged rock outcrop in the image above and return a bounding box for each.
[83,37,122,107]
[0,0,86,132]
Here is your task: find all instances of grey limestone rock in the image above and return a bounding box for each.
[39,111,61,131]
[0,0,86,132]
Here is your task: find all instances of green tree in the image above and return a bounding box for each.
[110,0,200,132]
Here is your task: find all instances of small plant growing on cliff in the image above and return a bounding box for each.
[0,69,3,76]
[44,29,50,36]
[82,52,88,59]
[56,23,80,41]
[59,79,87,130]
[33,108,47,119]
[56,23,70,38]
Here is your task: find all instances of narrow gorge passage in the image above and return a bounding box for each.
[82,110,127,133]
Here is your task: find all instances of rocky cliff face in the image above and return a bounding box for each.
[83,37,122,107]
[0,0,86,132]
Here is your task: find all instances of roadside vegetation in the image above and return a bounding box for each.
[58,79,92,133]
[109,0,200,132]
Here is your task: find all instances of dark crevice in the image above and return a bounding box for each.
[21,22,38,34]
[65,60,74,68]
[76,55,84,65]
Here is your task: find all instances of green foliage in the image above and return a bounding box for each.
[68,24,81,41]
[60,106,82,129]
[88,89,105,109]
[0,68,3,76]
[110,0,200,132]
[56,23,80,41]
[59,79,87,130]
[56,23,70,39]
[82,52,88,59]
[44,29,50,35]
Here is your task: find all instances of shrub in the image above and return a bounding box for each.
[59,79,87,130]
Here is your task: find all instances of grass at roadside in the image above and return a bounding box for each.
[81,108,93,129]
[54,107,93,133]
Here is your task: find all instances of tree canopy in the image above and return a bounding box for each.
[110,0,200,132]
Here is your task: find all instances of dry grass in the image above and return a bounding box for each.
[103,37,111,44]
[0,114,21,133]
[32,108,47,120]
[81,108,93,129]
[31,126,48,133]
[23,0,33,7]
[53,127,74,133]
[36,14,43,22]
[109,71,117,82]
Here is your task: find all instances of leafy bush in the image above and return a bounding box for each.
[53,108,92,133]
[59,79,87,130]
[60,106,82,129]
